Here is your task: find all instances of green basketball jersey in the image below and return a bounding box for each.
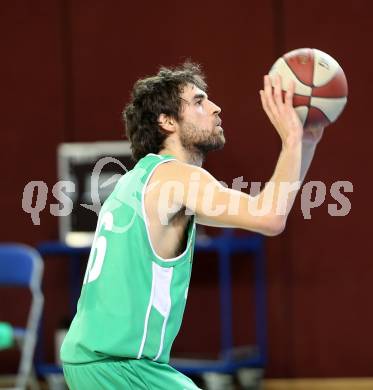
[61,153,196,364]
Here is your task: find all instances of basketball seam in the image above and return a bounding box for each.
[306,105,331,124]
[311,91,347,99]
[283,55,315,88]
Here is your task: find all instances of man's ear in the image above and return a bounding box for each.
[158,113,176,133]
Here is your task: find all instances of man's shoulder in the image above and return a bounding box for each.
[153,158,206,182]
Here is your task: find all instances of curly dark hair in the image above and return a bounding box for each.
[123,62,207,161]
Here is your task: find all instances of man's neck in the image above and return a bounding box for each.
[159,146,204,167]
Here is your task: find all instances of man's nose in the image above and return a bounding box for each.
[211,101,221,115]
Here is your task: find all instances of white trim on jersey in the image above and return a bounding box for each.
[137,261,174,360]
[137,266,156,359]
[141,157,196,263]
[147,153,164,159]
[153,313,170,362]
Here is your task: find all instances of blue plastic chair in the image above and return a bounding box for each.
[0,244,44,390]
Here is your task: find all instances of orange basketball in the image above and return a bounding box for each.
[269,48,348,127]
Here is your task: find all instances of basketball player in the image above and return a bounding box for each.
[60,63,323,389]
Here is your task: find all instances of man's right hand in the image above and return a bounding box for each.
[260,74,303,149]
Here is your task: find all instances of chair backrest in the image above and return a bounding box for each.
[0,244,44,390]
[0,244,42,288]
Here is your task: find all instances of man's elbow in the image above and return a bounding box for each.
[262,216,286,237]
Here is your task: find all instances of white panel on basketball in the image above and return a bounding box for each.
[312,49,341,87]
[295,106,309,126]
[310,96,348,122]
[269,58,312,96]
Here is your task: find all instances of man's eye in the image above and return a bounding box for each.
[196,100,203,105]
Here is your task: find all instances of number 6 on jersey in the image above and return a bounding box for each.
[83,211,114,284]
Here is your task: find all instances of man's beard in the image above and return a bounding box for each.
[179,121,226,156]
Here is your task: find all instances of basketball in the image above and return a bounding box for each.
[269,48,348,127]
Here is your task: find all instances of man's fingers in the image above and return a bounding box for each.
[285,80,295,107]
[264,75,279,117]
[260,90,275,124]
[273,74,284,108]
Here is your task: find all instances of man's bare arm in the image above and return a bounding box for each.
[155,75,323,235]
[299,127,324,182]
[195,130,323,230]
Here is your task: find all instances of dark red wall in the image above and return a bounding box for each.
[1,0,372,378]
